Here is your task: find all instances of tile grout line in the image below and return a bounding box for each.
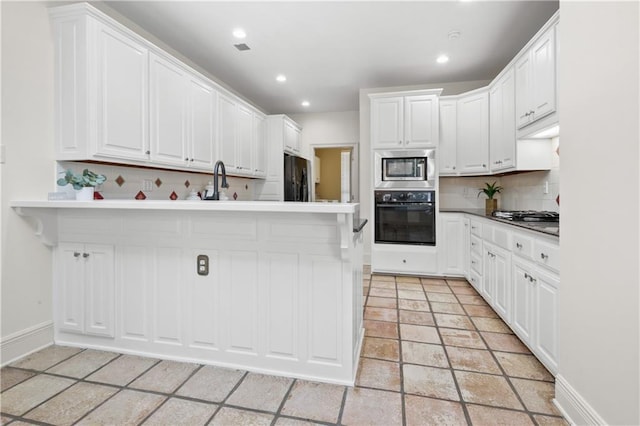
[270,378,297,425]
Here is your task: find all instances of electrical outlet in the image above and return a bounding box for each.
[197,254,209,276]
[142,179,153,191]
[543,181,549,194]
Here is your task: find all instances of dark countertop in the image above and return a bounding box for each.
[440,208,559,238]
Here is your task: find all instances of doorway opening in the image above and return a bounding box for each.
[312,144,359,203]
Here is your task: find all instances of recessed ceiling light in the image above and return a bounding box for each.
[436,55,450,64]
[276,74,287,83]
[232,28,246,39]
[301,101,310,107]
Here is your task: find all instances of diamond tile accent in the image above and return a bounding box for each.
[170,191,178,200]
[233,192,238,200]
[115,175,125,187]
[155,178,162,187]
[135,191,146,200]
[184,180,190,188]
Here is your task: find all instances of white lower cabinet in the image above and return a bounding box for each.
[439,213,559,374]
[534,267,559,372]
[511,250,559,373]
[57,243,115,337]
[484,242,511,323]
[439,213,465,276]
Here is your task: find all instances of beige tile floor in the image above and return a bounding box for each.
[1,270,568,425]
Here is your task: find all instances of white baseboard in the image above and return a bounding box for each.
[555,374,606,425]
[0,321,54,366]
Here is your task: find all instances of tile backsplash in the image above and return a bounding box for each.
[57,162,256,201]
[439,137,559,212]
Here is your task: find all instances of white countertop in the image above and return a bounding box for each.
[10,200,359,214]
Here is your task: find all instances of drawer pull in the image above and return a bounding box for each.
[540,253,549,260]
[82,253,90,258]
[73,252,81,258]
[516,243,523,249]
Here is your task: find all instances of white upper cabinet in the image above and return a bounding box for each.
[50,3,265,178]
[217,93,261,176]
[439,99,458,175]
[404,95,438,147]
[218,93,239,172]
[370,91,440,149]
[236,104,254,173]
[252,113,267,177]
[489,67,516,172]
[187,75,216,171]
[284,119,302,156]
[371,97,403,148]
[95,22,150,161]
[457,89,489,175]
[150,52,216,171]
[516,24,557,129]
[149,53,187,167]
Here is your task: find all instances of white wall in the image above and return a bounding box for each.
[556,1,639,425]
[289,111,360,203]
[1,1,56,362]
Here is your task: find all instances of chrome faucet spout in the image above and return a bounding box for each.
[210,160,228,200]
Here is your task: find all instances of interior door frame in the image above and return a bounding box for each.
[310,143,359,203]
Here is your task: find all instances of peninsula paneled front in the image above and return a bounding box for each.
[12,201,365,385]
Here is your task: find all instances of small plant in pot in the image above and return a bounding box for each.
[57,168,106,200]
[478,181,503,214]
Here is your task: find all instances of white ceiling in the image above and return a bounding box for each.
[103,1,559,115]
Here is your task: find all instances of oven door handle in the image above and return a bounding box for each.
[376,203,435,207]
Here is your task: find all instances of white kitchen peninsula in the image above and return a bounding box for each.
[10,200,365,385]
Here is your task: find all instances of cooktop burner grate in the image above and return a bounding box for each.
[491,210,559,222]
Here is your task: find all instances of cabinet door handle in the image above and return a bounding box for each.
[82,253,90,258]
[540,253,549,260]
[73,252,81,257]
[471,242,476,246]
[482,164,486,168]
[146,150,151,155]
[452,166,456,170]
[516,243,523,249]
[190,158,194,162]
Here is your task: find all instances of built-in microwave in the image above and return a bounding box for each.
[374,149,436,189]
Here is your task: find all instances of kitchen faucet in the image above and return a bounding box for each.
[206,160,229,200]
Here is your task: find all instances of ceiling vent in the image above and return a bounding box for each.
[234,43,251,51]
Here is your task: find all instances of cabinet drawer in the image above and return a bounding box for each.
[373,248,438,275]
[469,269,482,291]
[470,234,483,256]
[493,226,510,250]
[535,240,560,273]
[512,233,534,260]
[470,251,483,275]
[470,221,483,237]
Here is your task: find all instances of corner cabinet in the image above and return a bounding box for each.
[370,90,441,149]
[456,89,489,175]
[56,243,115,338]
[439,99,458,174]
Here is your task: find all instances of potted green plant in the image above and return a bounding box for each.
[57,168,106,200]
[478,181,503,214]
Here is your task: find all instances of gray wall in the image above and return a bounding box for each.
[557,1,639,424]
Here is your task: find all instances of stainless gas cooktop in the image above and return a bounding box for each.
[491,210,559,222]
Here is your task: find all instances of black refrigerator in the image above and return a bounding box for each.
[284,153,309,202]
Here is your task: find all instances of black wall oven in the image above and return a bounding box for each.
[375,190,436,246]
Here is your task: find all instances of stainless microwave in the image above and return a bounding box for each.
[374,149,436,189]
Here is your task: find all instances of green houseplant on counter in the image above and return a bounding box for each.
[478,181,503,214]
[57,168,106,201]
